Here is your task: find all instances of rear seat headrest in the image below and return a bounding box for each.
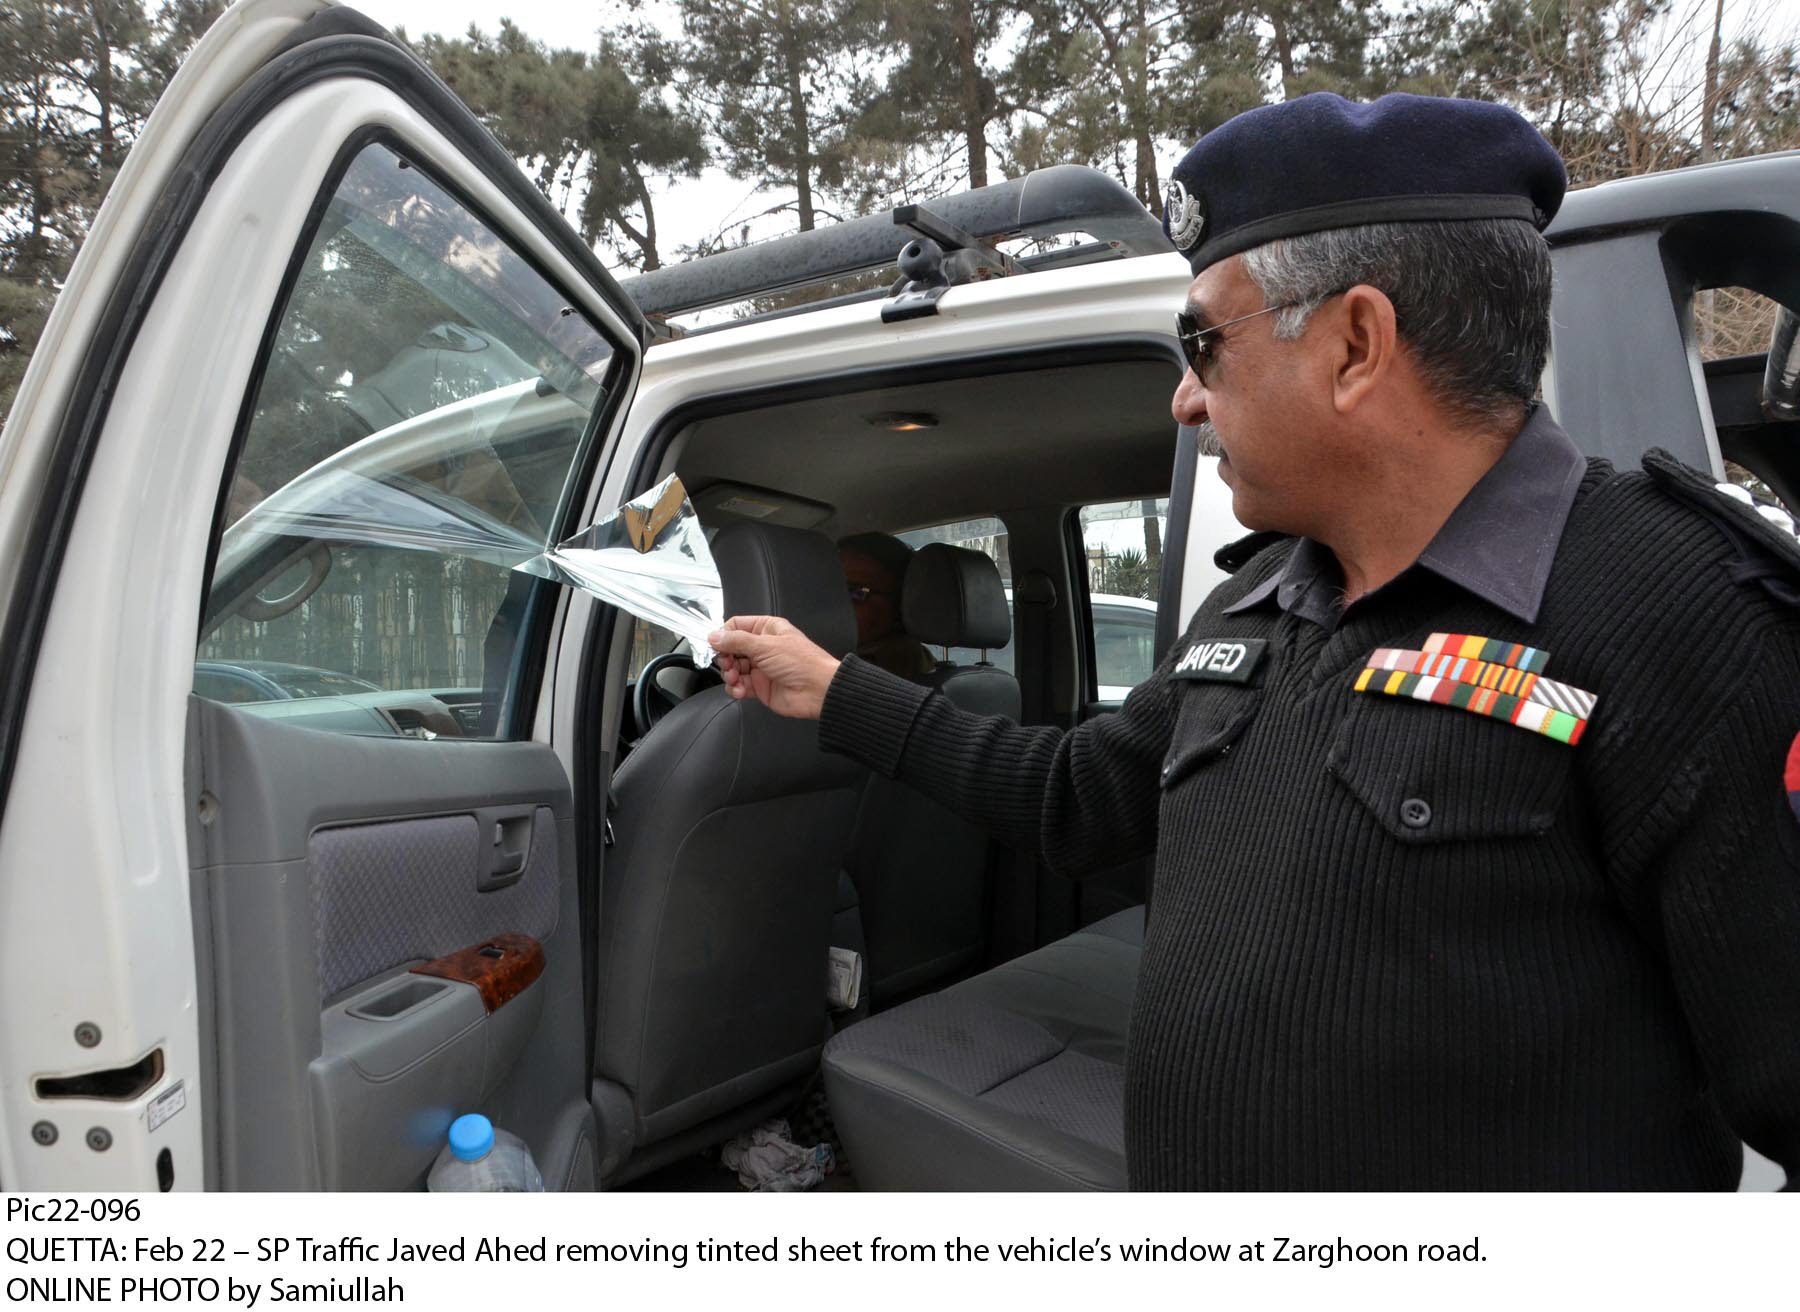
[901,543,1011,649]
[714,521,857,658]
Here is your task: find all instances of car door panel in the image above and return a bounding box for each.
[0,3,643,1190]
[310,812,560,1002]
[190,699,590,1190]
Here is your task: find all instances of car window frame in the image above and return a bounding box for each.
[197,127,634,741]
[1070,497,1172,706]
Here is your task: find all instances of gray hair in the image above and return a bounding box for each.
[1240,219,1553,428]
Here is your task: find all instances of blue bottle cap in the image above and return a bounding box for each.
[448,1113,494,1163]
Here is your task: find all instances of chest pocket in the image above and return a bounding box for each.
[1326,695,1574,843]
[1161,683,1263,791]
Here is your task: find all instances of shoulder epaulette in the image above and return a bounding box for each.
[1213,530,1291,576]
[1643,447,1800,604]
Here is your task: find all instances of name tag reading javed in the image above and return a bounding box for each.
[1172,637,1267,683]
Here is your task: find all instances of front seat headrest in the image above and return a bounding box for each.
[714,521,857,658]
[901,543,1011,649]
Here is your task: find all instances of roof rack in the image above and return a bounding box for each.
[620,164,1172,328]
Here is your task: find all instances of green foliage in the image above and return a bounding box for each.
[670,0,884,231]
[1001,1,1382,212]
[412,21,706,270]
[0,0,225,418]
[854,0,1013,193]
[1100,546,1153,599]
[1393,0,1800,184]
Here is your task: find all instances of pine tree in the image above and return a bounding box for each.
[857,0,1013,194]
[414,21,706,271]
[1,0,224,418]
[1003,1,1274,214]
[671,0,881,233]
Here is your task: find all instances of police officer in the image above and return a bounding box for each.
[711,92,1800,1190]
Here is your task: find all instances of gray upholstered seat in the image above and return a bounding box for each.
[823,906,1143,1190]
[904,542,1019,717]
[593,521,864,1184]
[846,543,1020,1004]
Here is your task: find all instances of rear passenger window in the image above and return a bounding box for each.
[195,142,617,738]
[1080,498,1167,699]
[1692,286,1795,512]
[898,516,1013,666]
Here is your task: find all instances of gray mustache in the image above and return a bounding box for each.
[1195,421,1225,458]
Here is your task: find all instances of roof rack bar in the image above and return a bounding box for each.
[657,240,1144,340]
[894,203,1019,277]
[621,164,1171,320]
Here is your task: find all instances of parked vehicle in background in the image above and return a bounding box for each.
[946,593,1157,703]
[192,660,382,703]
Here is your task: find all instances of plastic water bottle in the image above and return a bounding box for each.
[427,1114,544,1192]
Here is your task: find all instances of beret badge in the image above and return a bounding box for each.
[1164,180,1205,250]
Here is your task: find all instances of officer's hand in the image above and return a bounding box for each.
[709,616,841,720]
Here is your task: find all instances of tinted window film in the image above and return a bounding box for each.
[196,143,615,738]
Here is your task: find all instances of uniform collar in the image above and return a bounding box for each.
[1223,406,1587,626]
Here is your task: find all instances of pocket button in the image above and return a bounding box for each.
[1399,797,1433,829]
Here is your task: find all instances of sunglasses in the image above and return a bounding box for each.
[848,585,893,603]
[1175,301,1301,385]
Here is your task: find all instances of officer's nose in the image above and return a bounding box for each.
[1171,367,1208,426]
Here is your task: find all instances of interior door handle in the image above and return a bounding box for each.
[475,806,535,890]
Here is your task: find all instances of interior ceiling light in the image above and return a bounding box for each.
[864,411,940,432]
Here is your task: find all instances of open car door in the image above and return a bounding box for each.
[0,0,647,1190]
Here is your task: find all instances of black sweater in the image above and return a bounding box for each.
[821,455,1800,1189]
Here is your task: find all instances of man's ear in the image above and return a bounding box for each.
[1331,284,1398,415]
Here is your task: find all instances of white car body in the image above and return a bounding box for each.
[0,0,1230,1190]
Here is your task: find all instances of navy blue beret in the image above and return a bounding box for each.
[1163,92,1567,273]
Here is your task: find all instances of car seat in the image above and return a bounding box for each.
[592,521,864,1183]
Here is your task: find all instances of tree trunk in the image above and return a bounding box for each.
[1134,0,1159,213]
[1141,499,1162,598]
[1270,7,1297,99]
[778,6,816,231]
[24,75,49,273]
[1700,0,1725,163]
[87,0,117,176]
[630,172,662,270]
[955,0,987,188]
[1137,125,1160,214]
[1695,0,1727,346]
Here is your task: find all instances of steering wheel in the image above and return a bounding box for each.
[632,651,714,737]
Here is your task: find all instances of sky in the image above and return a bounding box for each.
[356,0,609,50]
